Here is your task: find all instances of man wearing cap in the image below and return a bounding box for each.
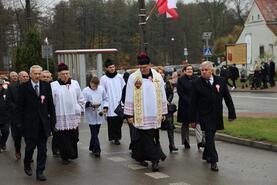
[100,59,125,145]
[124,53,168,172]
[7,71,29,160]
[51,63,85,165]
[189,61,236,172]
[17,65,56,181]
[0,79,11,152]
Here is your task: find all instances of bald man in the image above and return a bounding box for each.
[189,61,236,172]
[40,70,53,83]
[9,71,18,84]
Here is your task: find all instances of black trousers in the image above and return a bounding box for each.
[203,131,218,163]
[51,132,59,154]
[0,123,10,147]
[24,136,47,172]
[89,125,101,153]
[11,124,23,153]
[107,116,123,141]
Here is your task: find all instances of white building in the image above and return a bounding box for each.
[237,0,277,65]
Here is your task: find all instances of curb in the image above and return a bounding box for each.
[232,89,277,93]
[175,126,277,152]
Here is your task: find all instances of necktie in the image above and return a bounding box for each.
[34,84,39,96]
[206,79,212,87]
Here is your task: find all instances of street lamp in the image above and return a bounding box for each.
[171,37,175,65]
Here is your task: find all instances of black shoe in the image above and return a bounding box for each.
[24,166,33,176]
[211,163,219,171]
[202,156,211,163]
[184,144,191,149]
[151,161,159,172]
[161,153,167,161]
[114,139,120,145]
[36,172,47,181]
[197,142,205,149]
[1,144,6,151]
[139,161,148,167]
[62,159,70,165]
[169,146,179,152]
[94,152,100,158]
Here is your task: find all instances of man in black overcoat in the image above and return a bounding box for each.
[17,65,56,181]
[189,61,236,172]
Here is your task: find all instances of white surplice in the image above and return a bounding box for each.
[124,69,168,130]
[51,80,85,130]
[82,86,109,125]
[100,74,125,117]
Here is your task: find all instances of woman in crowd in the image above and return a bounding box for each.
[177,64,205,149]
[157,67,178,152]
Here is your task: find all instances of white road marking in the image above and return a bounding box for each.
[145,172,170,179]
[169,182,191,185]
[127,163,147,170]
[107,157,127,162]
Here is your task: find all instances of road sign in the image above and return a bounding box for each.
[42,45,53,59]
[184,48,188,56]
[202,32,212,40]
[204,48,212,56]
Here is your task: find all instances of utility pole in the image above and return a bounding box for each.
[26,0,31,30]
[138,0,148,53]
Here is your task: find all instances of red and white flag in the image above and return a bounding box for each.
[156,0,179,19]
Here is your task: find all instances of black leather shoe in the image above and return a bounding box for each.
[62,159,70,165]
[139,161,148,167]
[211,163,219,171]
[184,141,191,149]
[36,172,47,181]
[114,139,120,145]
[24,166,32,176]
[94,152,100,158]
[161,153,167,161]
[197,142,205,149]
[169,146,179,152]
[151,161,159,172]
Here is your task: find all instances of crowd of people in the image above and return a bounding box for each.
[218,60,276,90]
[0,54,240,181]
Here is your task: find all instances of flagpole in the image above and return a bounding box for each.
[138,0,148,53]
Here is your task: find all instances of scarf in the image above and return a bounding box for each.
[133,68,162,127]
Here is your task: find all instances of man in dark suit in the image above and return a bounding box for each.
[17,65,56,181]
[7,71,29,160]
[190,61,236,172]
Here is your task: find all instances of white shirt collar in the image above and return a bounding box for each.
[31,80,40,88]
[209,76,214,85]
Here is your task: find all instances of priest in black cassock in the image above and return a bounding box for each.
[124,53,167,172]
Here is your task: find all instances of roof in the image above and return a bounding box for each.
[255,0,277,36]
[255,0,277,22]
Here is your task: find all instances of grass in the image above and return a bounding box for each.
[220,117,277,144]
[174,117,277,144]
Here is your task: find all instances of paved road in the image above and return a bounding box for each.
[173,91,277,115]
[0,120,276,185]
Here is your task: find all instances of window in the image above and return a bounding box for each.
[259,46,264,58]
[252,16,254,21]
[258,14,260,20]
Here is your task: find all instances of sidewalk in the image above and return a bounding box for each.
[230,84,277,93]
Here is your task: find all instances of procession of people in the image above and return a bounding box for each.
[0,54,241,181]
